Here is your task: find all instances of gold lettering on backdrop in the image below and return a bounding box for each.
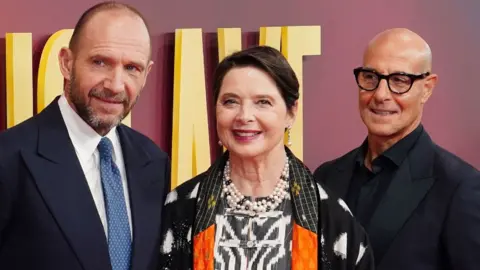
[171,29,211,189]
[37,29,73,113]
[218,28,242,61]
[6,33,33,128]
[259,26,281,50]
[281,26,321,159]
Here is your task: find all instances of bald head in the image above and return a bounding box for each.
[69,1,151,58]
[364,28,432,72]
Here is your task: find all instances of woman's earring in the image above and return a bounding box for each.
[287,127,292,147]
[218,140,223,146]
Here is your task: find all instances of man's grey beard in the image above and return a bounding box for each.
[67,73,134,136]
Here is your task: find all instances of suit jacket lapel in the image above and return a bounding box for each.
[21,99,111,270]
[326,149,359,199]
[368,131,436,265]
[117,126,160,270]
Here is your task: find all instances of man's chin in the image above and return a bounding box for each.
[366,124,398,138]
[87,115,124,135]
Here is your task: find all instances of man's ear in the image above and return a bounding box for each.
[142,60,154,88]
[421,73,438,104]
[58,47,74,80]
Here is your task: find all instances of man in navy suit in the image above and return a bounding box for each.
[0,2,170,270]
[314,28,480,269]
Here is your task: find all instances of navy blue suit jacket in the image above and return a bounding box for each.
[0,97,170,270]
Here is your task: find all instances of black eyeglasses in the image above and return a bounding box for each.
[353,67,430,94]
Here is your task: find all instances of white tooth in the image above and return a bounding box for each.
[236,132,257,137]
[374,110,390,115]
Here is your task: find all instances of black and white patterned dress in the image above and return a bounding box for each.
[214,194,293,269]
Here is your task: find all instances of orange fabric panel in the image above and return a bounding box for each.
[292,222,318,270]
[193,225,215,270]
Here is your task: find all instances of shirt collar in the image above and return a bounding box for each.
[356,124,424,168]
[58,94,118,163]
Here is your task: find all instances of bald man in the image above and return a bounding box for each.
[314,28,480,270]
[0,2,170,270]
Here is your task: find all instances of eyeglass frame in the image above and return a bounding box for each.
[353,67,431,94]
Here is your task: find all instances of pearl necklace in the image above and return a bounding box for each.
[222,157,290,213]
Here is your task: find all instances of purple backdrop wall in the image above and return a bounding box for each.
[0,0,478,169]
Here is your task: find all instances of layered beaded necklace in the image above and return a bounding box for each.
[222,156,290,213]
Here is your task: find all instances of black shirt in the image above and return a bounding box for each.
[346,124,424,227]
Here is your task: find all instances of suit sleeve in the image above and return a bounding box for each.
[443,171,480,269]
[0,162,12,245]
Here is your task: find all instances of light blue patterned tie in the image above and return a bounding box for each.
[98,137,131,270]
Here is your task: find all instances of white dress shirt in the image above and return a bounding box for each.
[58,94,132,238]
